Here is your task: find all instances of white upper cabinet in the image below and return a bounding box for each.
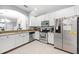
[74,6,79,15]
[30,16,42,26]
[48,13,55,26]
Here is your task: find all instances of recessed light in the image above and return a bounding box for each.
[34,8,38,11]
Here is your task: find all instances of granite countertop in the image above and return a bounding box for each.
[0,29,36,36]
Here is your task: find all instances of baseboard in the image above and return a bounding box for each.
[54,47,74,54]
[47,43,54,46]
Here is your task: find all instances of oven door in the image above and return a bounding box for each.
[40,32,46,39]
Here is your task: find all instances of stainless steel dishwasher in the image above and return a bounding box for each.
[29,32,35,42]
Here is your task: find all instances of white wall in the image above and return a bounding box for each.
[53,6,76,18]
[0,5,29,30]
[17,15,28,30]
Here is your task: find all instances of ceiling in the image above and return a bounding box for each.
[16,5,74,17]
[0,5,74,22]
[0,9,25,22]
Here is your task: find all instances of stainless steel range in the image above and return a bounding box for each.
[39,21,50,43]
[39,32,48,43]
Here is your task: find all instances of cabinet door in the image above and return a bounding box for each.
[17,34,24,46]
[34,31,39,40]
[20,33,27,44]
[18,34,25,45]
[1,36,11,53]
[48,33,54,44]
[0,35,16,53]
[15,33,29,47]
[7,35,15,49]
[15,34,21,47]
[0,36,7,53]
[0,36,11,53]
[25,33,29,43]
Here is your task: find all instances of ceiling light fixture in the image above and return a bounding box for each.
[34,8,38,11]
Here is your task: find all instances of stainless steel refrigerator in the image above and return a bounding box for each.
[63,16,77,53]
[54,16,79,54]
[54,18,63,49]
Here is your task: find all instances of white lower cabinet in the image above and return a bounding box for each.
[34,31,39,40]
[0,35,15,53]
[0,36,8,53]
[17,34,25,46]
[17,33,29,45]
[6,35,15,50]
[0,32,29,53]
[15,33,29,47]
[14,34,21,47]
[48,32,54,44]
[23,33,29,43]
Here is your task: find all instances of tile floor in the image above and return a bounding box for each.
[7,40,68,54]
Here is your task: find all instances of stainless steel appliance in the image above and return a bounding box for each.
[39,32,48,43]
[54,18,63,49]
[41,21,49,27]
[39,21,50,43]
[39,26,50,43]
[63,16,77,53]
[29,32,35,42]
[54,16,79,54]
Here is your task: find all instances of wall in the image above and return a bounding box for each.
[0,5,29,30]
[17,15,28,30]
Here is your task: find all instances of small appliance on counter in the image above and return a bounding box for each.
[0,27,5,31]
[17,24,22,30]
